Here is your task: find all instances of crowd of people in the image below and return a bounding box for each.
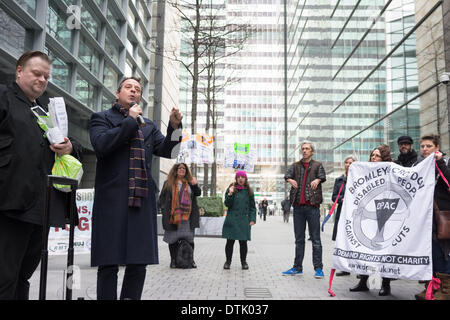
[0,50,449,301]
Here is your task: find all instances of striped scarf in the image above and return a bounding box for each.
[169,181,192,226]
[114,103,148,207]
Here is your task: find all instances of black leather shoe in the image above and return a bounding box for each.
[191,261,197,268]
[241,262,249,270]
[223,261,231,269]
[170,260,176,268]
[379,284,391,296]
[336,271,350,277]
[349,280,369,292]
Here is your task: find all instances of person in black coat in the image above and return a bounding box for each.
[158,163,201,269]
[0,51,82,300]
[394,135,417,167]
[332,155,357,278]
[281,197,291,223]
[413,134,450,300]
[89,77,182,300]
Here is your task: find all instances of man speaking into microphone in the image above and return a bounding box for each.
[89,77,182,300]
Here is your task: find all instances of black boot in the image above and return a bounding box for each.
[190,242,197,268]
[223,261,231,269]
[241,261,249,270]
[349,276,369,292]
[379,278,391,296]
[169,243,177,268]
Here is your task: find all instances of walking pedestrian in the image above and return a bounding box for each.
[413,134,450,300]
[0,51,82,300]
[349,144,393,296]
[89,76,182,300]
[222,171,256,270]
[394,135,417,167]
[159,163,201,269]
[262,198,268,221]
[282,140,326,278]
[332,155,357,276]
[281,196,291,223]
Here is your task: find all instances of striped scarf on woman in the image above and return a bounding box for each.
[169,181,192,226]
[114,103,148,207]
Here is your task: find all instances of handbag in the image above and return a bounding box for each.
[433,201,450,240]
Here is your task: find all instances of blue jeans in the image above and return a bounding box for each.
[432,240,450,274]
[293,205,323,271]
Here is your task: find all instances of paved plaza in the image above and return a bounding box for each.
[29,214,424,300]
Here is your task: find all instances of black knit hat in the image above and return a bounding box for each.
[397,135,413,145]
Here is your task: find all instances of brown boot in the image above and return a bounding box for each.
[414,281,430,300]
[434,273,450,300]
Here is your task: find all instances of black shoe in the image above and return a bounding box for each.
[223,261,231,269]
[241,262,249,270]
[336,271,350,277]
[379,284,391,296]
[191,261,197,268]
[349,280,369,292]
[170,259,176,268]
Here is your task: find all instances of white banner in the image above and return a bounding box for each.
[333,155,435,280]
[176,131,214,164]
[48,189,94,255]
[223,142,257,172]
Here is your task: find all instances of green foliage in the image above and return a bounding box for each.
[197,196,224,217]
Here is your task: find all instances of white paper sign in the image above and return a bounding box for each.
[48,189,94,255]
[48,97,68,138]
[333,155,435,280]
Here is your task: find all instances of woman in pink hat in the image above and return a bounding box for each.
[222,171,256,270]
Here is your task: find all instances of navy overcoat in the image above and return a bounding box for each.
[89,107,180,266]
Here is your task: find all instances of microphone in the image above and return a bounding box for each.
[129,102,145,127]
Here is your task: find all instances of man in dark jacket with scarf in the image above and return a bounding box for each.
[282,140,326,278]
[394,135,417,167]
[0,51,81,300]
[90,77,182,300]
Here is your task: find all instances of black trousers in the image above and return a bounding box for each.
[225,239,248,263]
[97,264,147,300]
[0,214,43,300]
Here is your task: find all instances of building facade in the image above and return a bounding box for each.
[0,0,178,188]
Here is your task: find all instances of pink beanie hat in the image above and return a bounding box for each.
[235,171,247,179]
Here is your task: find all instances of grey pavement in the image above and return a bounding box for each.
[29,214,424,300]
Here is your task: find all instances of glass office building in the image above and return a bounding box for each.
[178,0,286,203]
[284,0,450,204]
[0,0,176,187]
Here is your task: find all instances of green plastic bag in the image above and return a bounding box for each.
[51,154,83,192]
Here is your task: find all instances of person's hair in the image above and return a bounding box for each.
[420,134,440,147]
[370,144,392,162]
[300,140,315,153]
[16,51,51,70]
[344,155,357,163]
[117,76,142,93]
[229,178,254,197]
[163,163,193,192]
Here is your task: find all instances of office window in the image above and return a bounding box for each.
[16,0,36,17]
[107,7,121,33]
[46,48,70,92]
[105,35,120,64]
[79,36,100,76]
[47,1,73,51]
[103,63,118,93]
[0,8,32,57]
[81,1,101,41]
[76,74,95,109]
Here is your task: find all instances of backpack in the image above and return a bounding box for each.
[175,239,193,269]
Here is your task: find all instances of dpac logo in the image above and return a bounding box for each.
[353,184,412,251]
